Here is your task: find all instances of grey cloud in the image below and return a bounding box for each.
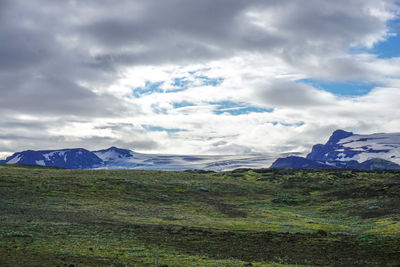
[0,0,139,117]
[213,141,228,147]
[81,0,249,47]
[206,143,254,155]
[78,137,160,151]
[0,75,128,116]
[76,0,398,70]
[256,80,335,107]
[124,140,159,151]
[85,123,161,151]
[0,0,399,154]
[1,0,397,102]
[0,116,160,152]
[318,58,372,81]
[0,26,51,71]
[0,0,10,17]
[79,0,289,67]
[276,0,386,45]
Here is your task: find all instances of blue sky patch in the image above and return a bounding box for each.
[298,78,376,96]
[172,101,196,109]
[349,18,400,59]
[271,121,305,127]
[173,76,224,89]
[196,76,224,86]
[131,81,164,98]
[142,125,187,133]
[130,74,224,98]
[212,101,273,115]
[372,18,400,58]
[173,77,190,89]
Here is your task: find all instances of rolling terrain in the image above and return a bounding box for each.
[1,165,400,266]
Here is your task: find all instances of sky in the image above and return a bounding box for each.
[1,0,400,158]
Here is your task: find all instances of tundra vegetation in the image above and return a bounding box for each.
[1,165,400,266]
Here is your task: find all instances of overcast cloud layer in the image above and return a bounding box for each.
[1,0,400,158]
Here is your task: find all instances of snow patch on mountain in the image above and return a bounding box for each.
[337,133,400,164]
[36,160,45,166]
[93,147,134,162]
[272,129,400,170]
[1,148,103,169]
[43,151,68,161]
[7,154,22,164]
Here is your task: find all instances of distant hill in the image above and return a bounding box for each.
[271,130,400,170]
[270,156,335,169]
[0,148,102,169]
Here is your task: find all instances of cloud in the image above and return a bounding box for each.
[0,76,130,116]
[0,0,400,156]
[76,0,398,70]
[255,80,336,107]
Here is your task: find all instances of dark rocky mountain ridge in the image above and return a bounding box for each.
[271,130,400,170]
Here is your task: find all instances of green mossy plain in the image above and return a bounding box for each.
[1,165,400,266]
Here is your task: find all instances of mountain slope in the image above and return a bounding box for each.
[270,156,334,169]
[272,130,400,170]
[93,147,135,163]
[307,129,400,165]
[1,148,103,169]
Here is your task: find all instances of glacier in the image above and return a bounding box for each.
[0,146,282,171]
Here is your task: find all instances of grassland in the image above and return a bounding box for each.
[0,165,400,266]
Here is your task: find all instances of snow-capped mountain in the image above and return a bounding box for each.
[0,146,280,171]
[0,148,103,169]
[307,130,400,164]
[271,130,400,170]
[93,147,134,163]
[5,130,399,171]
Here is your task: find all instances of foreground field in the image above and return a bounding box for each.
[0,165,400,266]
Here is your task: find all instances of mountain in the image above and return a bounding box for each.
[5,130,400,171]
[271,156,400,170]
[307,129,400,164]
[271,130,400,170]
[93,147,135,163]
[0,147,280,171]
[0,148,103,169]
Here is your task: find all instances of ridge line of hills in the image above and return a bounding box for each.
[0,146,279,171]
[2,129,400,170]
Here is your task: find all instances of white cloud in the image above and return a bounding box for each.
[0,0,400,157]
